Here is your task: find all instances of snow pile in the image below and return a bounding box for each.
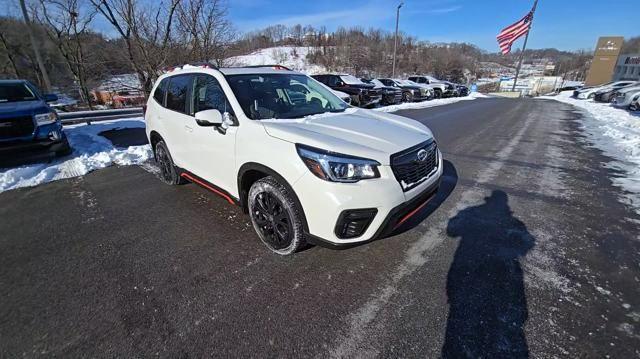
[0,118,152,192]
[373,95,477,113]
[226,46,327,75]
[541,91,640,214]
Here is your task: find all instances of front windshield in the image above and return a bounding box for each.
[0,83,37,103]
[370,79,385,88]
[226,74,349,120]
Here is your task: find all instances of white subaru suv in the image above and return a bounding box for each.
[145,64,443,255]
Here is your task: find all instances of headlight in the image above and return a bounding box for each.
[296,144,380,182]
[34,112,57,125]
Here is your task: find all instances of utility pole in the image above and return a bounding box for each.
[511,0,539,93]
[19,0,52,92]
[392,1,404,78]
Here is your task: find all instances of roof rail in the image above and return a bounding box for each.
[238,64,293,71]
[161,62,219,74]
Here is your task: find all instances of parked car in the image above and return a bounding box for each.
[311,74,381,108]
[594,81,640,102]
[0,80,71,165]
[611,85,640,109]
[146,64,443,255]
[574,81,636,99]
[362,78,402,105]
[630,96,639,111]
[455,84,469,97]
[403,79,435,99]
[407,75,448,98]
[377,78,428,102]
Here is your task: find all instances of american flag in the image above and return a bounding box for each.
[496,10,534,54]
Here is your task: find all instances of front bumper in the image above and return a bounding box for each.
[295,150,443,246]
[0,122,68,164]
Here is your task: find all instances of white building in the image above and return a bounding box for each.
[613,54,640,82]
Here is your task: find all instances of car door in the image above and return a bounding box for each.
[185,74,238,194]
[161,74,193,168]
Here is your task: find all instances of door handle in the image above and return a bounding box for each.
[184,125,193,132]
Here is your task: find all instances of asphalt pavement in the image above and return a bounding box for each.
[1,98,639,358]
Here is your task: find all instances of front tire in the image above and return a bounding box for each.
[248,176,305,255]
[434,89,442,99]
[154,140,184,185]
[402,92,413,102]
[630,102,639,111]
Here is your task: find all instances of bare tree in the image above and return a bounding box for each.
[36,0,97,108]
[175,0,235,66]
[90,0,179,96]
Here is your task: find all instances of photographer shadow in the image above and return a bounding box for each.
[442,190,535,358]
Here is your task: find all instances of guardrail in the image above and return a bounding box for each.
[58,107,144,125]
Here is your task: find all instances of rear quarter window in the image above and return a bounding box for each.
[153,78,168,105]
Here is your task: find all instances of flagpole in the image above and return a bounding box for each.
[511,0,539,93]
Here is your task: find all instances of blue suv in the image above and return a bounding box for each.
[0,80,71,164]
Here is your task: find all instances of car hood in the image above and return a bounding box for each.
[0,100,46,117]
[260,108,433,165]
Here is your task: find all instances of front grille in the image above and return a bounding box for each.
[391,140,438,192]
[0,116,35,139]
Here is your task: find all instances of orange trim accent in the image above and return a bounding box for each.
[180,172,235,204]
[393,194,435,230]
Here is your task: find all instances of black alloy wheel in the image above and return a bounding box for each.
[252,191,293,250]
[154,140,183,185]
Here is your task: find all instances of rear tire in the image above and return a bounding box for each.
[631,102,639,111]
[154,140,184,185]
[248,176,305,255]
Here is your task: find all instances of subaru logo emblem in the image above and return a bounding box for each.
[417,149,428,162]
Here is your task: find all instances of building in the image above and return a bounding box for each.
[584,36,624,86]
[613,55,640,82]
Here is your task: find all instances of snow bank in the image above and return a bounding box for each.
[0,118,152,193]
[541,91,640,214]
[226,46,327,75]
[373,95,476,113]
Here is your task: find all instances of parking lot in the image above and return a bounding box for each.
[1,97,639,357]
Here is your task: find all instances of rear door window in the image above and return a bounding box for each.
[166,75,192,114]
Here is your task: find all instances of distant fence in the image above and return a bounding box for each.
[58,107,143,125]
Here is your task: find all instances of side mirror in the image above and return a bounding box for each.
[44,94,58,102]
[195,109,223,127]
[336,81,345,87]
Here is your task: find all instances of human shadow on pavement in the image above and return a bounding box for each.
[442,190,535,359]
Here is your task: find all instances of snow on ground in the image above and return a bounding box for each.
[541,91,640,214]
[226,46,327,74]
[373,92,485,113]
[0,118,152,193]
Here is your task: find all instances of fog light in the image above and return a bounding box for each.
[335,208,378,239]
[48,130,61,140]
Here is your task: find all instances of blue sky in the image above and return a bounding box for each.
[228,0,639,52]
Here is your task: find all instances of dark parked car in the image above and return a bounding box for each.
[377,78,429,102]
[594,82,640,103]
[456,84,469,97]
[361,78,402,105]
[0,80,71,165]
[312,74,382,108]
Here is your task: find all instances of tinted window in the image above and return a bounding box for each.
[226,73,348,120]
[0,82,37,103]
[191,75,232,115]
[166,75,191,113]
[153,78,167,105]
[328,76,340,87]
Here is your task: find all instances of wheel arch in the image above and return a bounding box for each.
[149,130,164,158]
[237,162,309,232]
